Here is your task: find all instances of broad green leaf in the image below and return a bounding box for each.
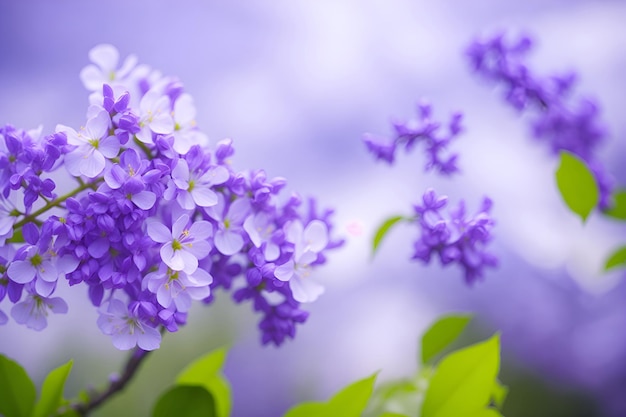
[379,413,410,417]
[365,378,421,417]
[372,215,406,256]
[604,245,626,272]
[283,402,327,417]
[327,373,378,416]
[466,408,504,417]
[153,385,216,417]
[0,354,36,417]
[32,360,74,417]
[490,380,508,409]
[283,373,377,417]
[421,334,500,417]
[176,347,231,417]
[604,190,626,221]
[421,314,472,364]
[555,151,599,222]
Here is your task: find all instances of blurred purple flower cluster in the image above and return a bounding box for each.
[466,32,614,209]
[0,45,342,350]
[412,189,497,285]
[363,101,462,175]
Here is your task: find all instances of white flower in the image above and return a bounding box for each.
[171,94,209,154]
[135,89,175,144]
[57,110,119,178]
[80,44,138,91]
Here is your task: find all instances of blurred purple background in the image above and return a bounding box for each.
[1,1,626,416]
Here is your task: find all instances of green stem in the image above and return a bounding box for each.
[13,179,102,229]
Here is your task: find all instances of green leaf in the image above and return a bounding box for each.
[327,373,377,416]
[176,347,231,417]
[283,402,328,417]
[372,215,407,256]
[421,334,500,417]
[0,354,36,417]
[604,190,626,221]
[421,314,472,364]
[555,151,599,222]
[466,409,504,417]
[379,413,410,417]
[604,245,626,272]
[32,360,73,417]
[490,380,508,409]
[283,373,377,417]
[6,228,24,244]
[153,385,216,417]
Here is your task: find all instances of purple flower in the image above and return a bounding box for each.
[80,44,138,91]
[97,298,160,350]
[166,158,229,210]
[58,110,119,178]
[171,94,209,154]
[144,265,213,312]
[411,189,497,284]
[274,220,329,303]
[147,214,212,274]
[135,89,175,144]
[363,101,462,175]
[205,195,251,256]
[11,292,68,331]
[466,32,613,209]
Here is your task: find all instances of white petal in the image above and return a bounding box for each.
[191,187,218,207]
[285,220,304,244]
[89,44,119,72]
[214,230,244,256]
[290,276,324,303]
[99,136,120,158]
[274,261,295,282]
[149,113,174,134]
[304,220,329,253]
[174,94,196,125]
[80,150,106,178]
[80,65,106,91]
[243,215,261,247]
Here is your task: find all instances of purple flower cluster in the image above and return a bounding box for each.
[466,32,614,209]
[0,44,341,349]
[411,189,497,285]
[363,101,462,175]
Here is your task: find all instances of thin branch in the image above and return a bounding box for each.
[72,347,153,416]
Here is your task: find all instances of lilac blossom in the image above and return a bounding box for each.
[274,220,329,303]
[97,298,160,351]
[135,89,175,144]
[80,44,138,91]
[466,32,613,209]
[11,291,68,331]
[243,212,280,261]
[171,93,209,154]
[144,265,213,312]
[0,43,342,350]
[147,214,213,274]
[165,157,229,210]
[411,189,497,285]
[363,101,462,175]
[57,110,119,178]
[205,195,251,256]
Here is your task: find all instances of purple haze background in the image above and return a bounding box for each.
[1,1,626,416]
